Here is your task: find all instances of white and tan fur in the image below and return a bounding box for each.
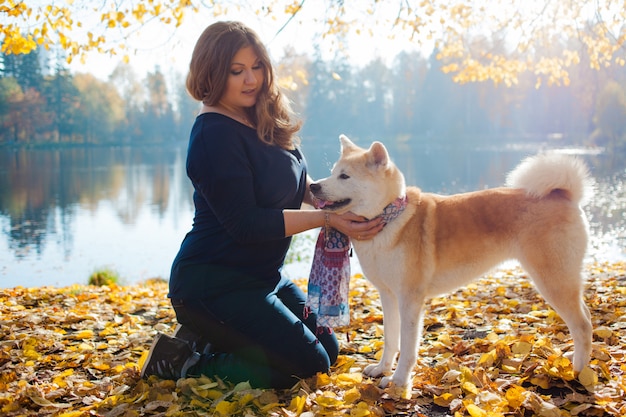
[310,135,593,398]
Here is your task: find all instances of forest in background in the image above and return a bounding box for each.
[1,43,626,150]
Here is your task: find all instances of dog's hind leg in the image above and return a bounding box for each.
[522,260,592,372]
[363,289,400,379]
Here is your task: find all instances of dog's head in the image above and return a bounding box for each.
[310,134,406,219]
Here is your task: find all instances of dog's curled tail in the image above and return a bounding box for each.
[506,152,593,205]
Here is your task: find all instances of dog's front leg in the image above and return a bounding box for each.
[382,298,425,399]
[363,289,400,378]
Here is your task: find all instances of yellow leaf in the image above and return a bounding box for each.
[137,350,149,370]
[530,374,551,389]
[91,362,110,371]
[461,381,478,395]
[2,400,20,413]
[206,389,223,400]
[288,395,307,414]
[72,329,94,340]
[437,333,453,347]
[593,327,613,339]
[316,392,343,408]
[317,373,331,386]
[336,372,362,388]
[214,400,237,415]
[350,401,371,417]
[486,332,499,342]
[459,366,475,384]
[505,385,525,409]
[512,341,532,355]
[478,350,496,367]
[501,358,523,373]
[22,338,41,361]
[113,364,126,373]
[546,356,575,380]
[344,387,361,404]
[190,397,211,408]
[578,366,598,390]
[77,342,93,351]
[259,402,281,413]
[434,392,455,407]
[98,327,116,337]
[57,411,86,417]
[53,369,74,387]
[465,403,487,417]
[358,345,372,353]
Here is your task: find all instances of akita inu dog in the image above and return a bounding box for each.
[310,135,593,398]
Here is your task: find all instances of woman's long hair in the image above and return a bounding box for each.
[186,21,301,149]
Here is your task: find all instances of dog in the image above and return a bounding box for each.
[310,134,593,398]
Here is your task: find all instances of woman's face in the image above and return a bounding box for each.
[219,45,264,112]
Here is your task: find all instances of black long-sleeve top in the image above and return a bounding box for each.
[168,113,308,299]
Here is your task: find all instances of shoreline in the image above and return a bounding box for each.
[2,258,624,290]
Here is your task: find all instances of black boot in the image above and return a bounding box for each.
[141,333,200,380]
[173,324,213,355]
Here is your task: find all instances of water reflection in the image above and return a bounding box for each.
[0,141,624,288]
[0,145,194,287]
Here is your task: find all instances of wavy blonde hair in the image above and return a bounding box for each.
[186,21,301,149]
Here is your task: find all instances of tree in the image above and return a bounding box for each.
[353,58,391,138]
[175,78,200,140]
[0,76,22,141]
[140,67,175,142]
[591,80,626,150]
[1,48,43,90]
[40,68,80,142]
[2,1,624,87]
[389,51,429,136]
[276,46,312,118]
[109,63,146,142]
[0,80,50,142]
[301,49,356,143]
[73,73,125,143]
[420,51,459,137]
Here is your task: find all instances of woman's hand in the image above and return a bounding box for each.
[328,212,384,241]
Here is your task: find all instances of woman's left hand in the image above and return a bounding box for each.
[329,212,384,241]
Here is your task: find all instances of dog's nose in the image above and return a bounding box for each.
[310,183,321,192]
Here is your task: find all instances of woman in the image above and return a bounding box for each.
[140,21,382,389]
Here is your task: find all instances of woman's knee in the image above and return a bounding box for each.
[295,329,338,375]
[316,327,339,364]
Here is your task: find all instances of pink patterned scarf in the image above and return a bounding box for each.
[304,196,408,333]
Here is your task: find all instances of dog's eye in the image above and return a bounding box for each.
[339,173,350,179]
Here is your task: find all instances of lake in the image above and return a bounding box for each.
[1,139,624,288]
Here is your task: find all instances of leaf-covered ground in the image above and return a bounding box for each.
[1,262,625,417]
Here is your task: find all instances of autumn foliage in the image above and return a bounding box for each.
[1,262,625,416]
[1,1,625,86]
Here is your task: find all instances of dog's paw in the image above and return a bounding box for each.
[563,351,585,373]
[379,375,392,388]
[380,377,411,399]
[363,363,389,378]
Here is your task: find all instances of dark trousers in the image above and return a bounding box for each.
[171,275,339,389]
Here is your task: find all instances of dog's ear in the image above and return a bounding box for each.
[367,141,390,169]
[339,134,359,155]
